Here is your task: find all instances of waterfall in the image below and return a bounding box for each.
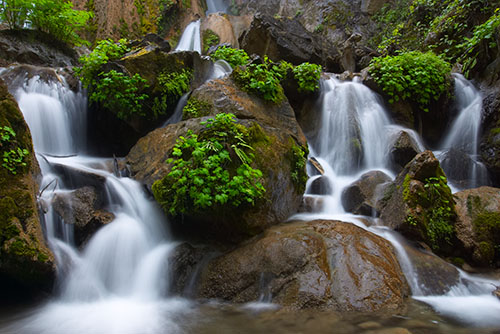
[206,0,228,14]
[1,67,190,333]
[436,73,489,189]
[297,75,500,327]
[175,20,201,54]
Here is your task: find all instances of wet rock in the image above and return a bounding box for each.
[298,195,324,213]
[239,13,341,72]
[0,30,77,67]
[494,286,500,300]
[308,157,324,176]
[308,176,332,195]
[0,79,55,298]
[201,13,239,50]
[342,170,392,216]
[379,151,457,254]
[361,0,391,15]
[49,162,108,195]
[390,131,422,172]
[197,220,410,312]
[454,186,500,267]
[127,77,307,243]
[52,186,114,247]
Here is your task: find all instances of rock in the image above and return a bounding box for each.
[201,13,239,50]
[439,148,477,187]
[494,286,500,300]
[88,50,212,156]
[342,170,392,216]
[361,0,391,15]
[129,33,171,53]
[390,130,422,172]
[197,220,410,312]
[298,195,325,213]
[379,151,457,254]
[308,157,324,175]
[239,13,341,72]
[0,79,55,298]
[480,89,500,185]
[0,30,77,67]
[308,176,332,195]
[52,187,114,247]
[127,77,307,243]
[454,187,500,267]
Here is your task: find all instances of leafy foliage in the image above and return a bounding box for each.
[75,38,130,89]
[152,113,265,216]
[182,98,211,120]
[202,29,220,54]
[152,69,192,118]
[292,62,322,93]
[369,51,451,111]
[290,144,308,191]
[0,125,28,175]
[89,70,149,120]
[233,61,284,103]
[0,0,92,45]
[211,46,249,68]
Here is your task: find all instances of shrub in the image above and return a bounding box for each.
[0,125,29,175]
[369,51,451,111]
[89,70,149,120]
[211,46,249,68]
[152,113,265,216]
[152,69,193,118]
[202,29,220,54]
[292,62,322,93]
[233,62,284,103]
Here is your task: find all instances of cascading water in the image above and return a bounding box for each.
[297,75,500,327]
[206,0,228,14]
[175,20,201,54]
[436,73,489,189]
[1,68,190,333]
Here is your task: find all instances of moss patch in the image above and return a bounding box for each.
[182,97,212,120]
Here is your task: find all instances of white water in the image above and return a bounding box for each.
[175,20,201,53]
[209,59,232,80]
[206,0,228,14]
[2,67,190,333]
[295,75,500,327]
[436,73,489,189]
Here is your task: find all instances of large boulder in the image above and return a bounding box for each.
[454,187,500,267]
[239,13,341,72]
[201,13,239,51]
[0,79,55,298]
[480,88,500,186]
[341,170,392,216]
[379,151,457,254]
[127,77,307,242]
[52,186,114,247]
[197,220,410,312]
[389,130,422,172]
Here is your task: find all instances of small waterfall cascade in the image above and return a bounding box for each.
[175,20,201,54]
[2,68,188,333]
[206,0,228,14]
[208,59,232,80]
[299,75,500,327]
[436,73,489,189]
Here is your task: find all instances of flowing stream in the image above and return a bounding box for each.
[206,0,228,14]
[174,20,201,54]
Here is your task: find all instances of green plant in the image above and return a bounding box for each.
[369,51,451,111]
[0,125,28,175]
[89,70,149,120]
[152,113,265,216]
[211,46,250,68]
[290,144,308,191]
[292,62,322,93]
[233,62,284,103]
[75,38,130,88]
[202,29,220,54]
[182,98,211,120]
[152,69,193,117]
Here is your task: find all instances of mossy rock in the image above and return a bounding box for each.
[0,79,55,297]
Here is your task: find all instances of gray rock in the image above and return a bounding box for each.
[342,170,392,216]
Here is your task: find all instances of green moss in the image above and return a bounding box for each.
[289,142,308,192]
[478,241,495,263]
[202,29,220,54]
[152,69,193,119]
[182,98,212,120]
[473,212,500,242]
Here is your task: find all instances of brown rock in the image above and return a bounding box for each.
[390,131,422,172]
[201,13,238,50]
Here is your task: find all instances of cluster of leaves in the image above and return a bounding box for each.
[0,125,28,175]
[290,144,308,191]
[89,70,149,120]
[152,69,193,118]
[0,0,92,45]
[292,63,322,93]
[75,38,130,89]
[211,46,249,68]
[152,113,265,216]
[182,98,211,120]
[369,51,451,111]
[233,61,285,103]
[202,29,220,54]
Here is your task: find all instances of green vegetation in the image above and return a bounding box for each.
[233,62,284,103]
[75,39,130,89]
[403,174,455,251]
[0,125,28,175]
[211,46,249,68]
[473,211,500,264]
[152,113,265,216]
[292,62,322,93]
[290,143,308,192]
[0,0,92,45]
[152,69,192,118]
[182,98,212,120]
[89,70,149,120]
[369,51,451,111]
[202,29,220,54]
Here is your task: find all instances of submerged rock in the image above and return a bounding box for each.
[342,170,392,216]
[0,79,55,298]
[197,220,410,312]
[308,175,332,195]
[127,77,307,243]
[454,186,500,267]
